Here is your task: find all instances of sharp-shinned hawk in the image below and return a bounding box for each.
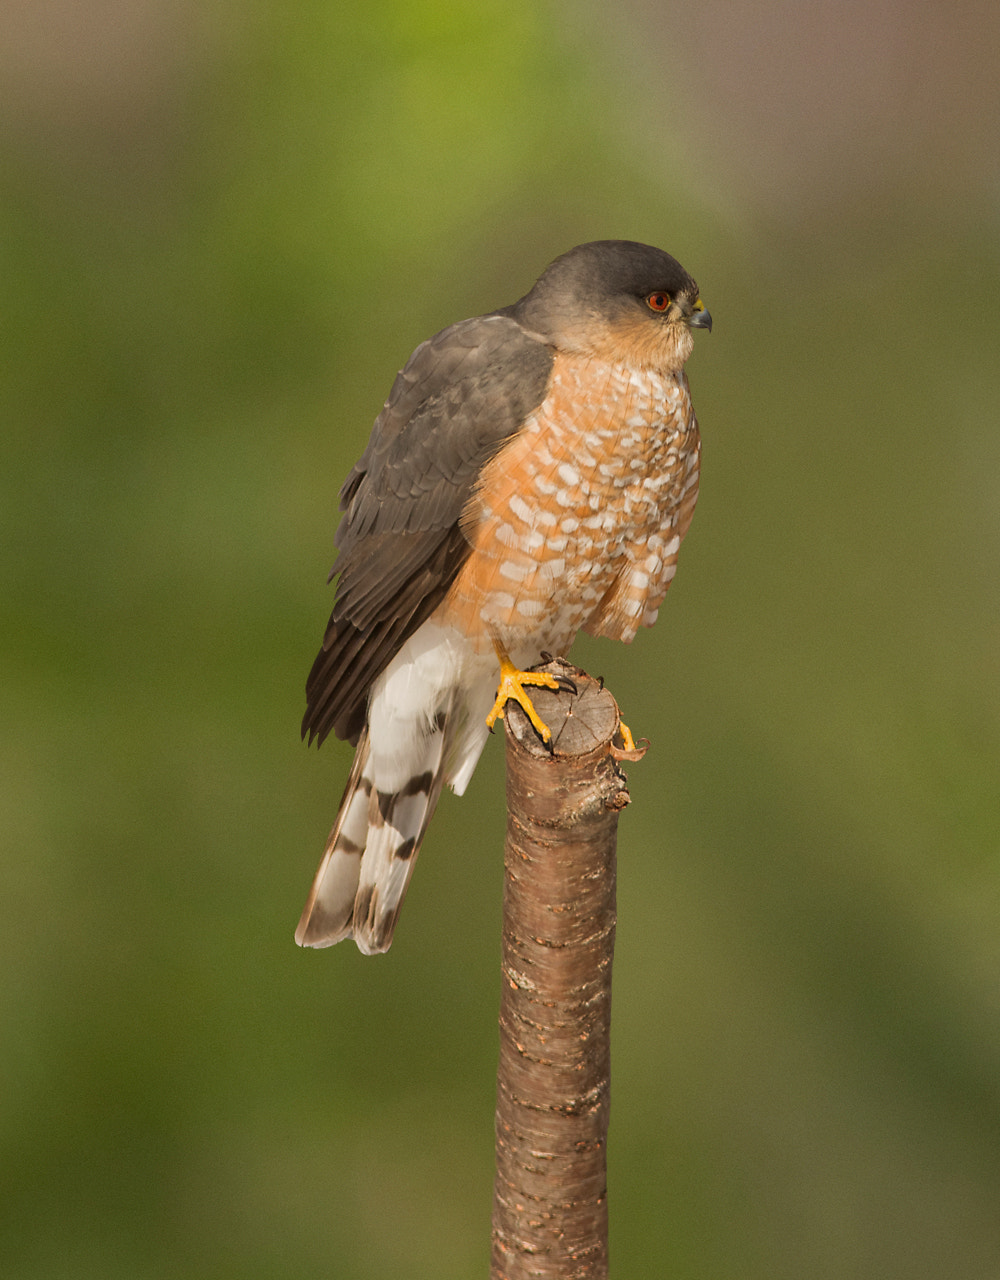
[297,240,711,953]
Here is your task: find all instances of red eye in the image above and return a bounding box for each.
[646,292,671,312]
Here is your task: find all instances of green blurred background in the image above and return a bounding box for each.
[2,2,998,1276]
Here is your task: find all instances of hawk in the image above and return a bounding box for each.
[297,240,711,953]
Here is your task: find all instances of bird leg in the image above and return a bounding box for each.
[485,640,564,743]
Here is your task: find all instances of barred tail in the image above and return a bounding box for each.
[295,729,374,949]
[295,724,451,953]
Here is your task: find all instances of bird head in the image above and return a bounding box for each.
[514,240,711,373]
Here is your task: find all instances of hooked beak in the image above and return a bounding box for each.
[688,298,712,332]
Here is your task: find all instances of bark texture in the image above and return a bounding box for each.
[491,658,636,1280]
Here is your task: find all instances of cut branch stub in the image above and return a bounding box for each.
[491,660,634,1280]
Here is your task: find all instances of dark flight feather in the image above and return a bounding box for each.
[303,313,554,747]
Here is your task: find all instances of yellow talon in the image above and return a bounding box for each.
[617,720,637,753]
[485,641,560,743]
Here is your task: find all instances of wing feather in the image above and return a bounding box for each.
[303,312,552,746]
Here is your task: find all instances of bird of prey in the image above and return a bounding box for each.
[297,240,711,953]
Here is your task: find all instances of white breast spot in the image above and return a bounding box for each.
[499,560,532,583]
[509,493,533,524]
[481,593,514,621]
[496,522,519,548]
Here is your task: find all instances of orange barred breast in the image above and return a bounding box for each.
[435,350,700,653]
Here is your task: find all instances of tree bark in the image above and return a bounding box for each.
[491,658,639,1280]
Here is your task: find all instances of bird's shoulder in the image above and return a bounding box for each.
[336,312,554,540]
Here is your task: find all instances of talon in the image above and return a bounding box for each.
[555,674,578,695]
[485,640,561,743]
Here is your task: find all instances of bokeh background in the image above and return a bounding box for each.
[2,2,998,1277]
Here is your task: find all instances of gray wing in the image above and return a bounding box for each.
[303,311,554,746]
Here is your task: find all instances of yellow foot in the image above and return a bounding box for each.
[617,720,637,753]
[485,643,561,743]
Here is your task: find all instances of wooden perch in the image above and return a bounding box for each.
[491,658,642,1280]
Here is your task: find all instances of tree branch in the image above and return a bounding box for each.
[491,658,639,1280]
